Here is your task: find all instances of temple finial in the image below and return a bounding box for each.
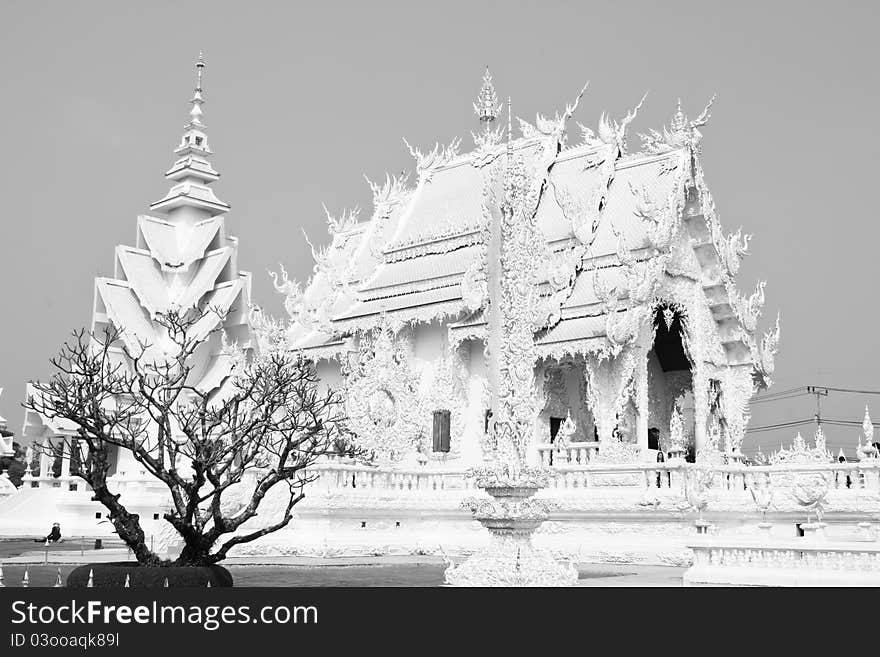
[670,97,686,133]
[188,51,206,130]
[474,67,501,131]
[150,52,228,216]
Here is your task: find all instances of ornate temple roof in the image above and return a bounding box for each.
[88,54,253,389]
[277,73,779,385]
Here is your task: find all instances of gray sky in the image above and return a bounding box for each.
[1,0,878,456]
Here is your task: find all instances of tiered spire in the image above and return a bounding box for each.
[863,406,874,444]
[150,51,229,217]
[670,98,687,133]
[473,67,501,130]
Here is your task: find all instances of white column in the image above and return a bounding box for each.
[39,438,51,479]
[693,364,708,461]
[60,442,71,478]
[635,353,649,453]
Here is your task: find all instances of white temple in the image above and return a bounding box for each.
[19,53,253,496]
[269,69,781,470]
[6,62,880,580]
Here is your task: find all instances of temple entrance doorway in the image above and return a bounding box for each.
[647,306,695,456]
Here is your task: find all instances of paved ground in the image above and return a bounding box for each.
[0,539,686,587]
[0,537,126,560]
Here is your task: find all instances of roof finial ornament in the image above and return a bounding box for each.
[671,97,686,133]
[474,67,501,131]
[150,51,228,215]
[188,51,206,130]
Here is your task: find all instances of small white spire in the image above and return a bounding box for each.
[188,51,206,130]
[151,52,229,215]
[670,97,686,133]
[474,67,501,129]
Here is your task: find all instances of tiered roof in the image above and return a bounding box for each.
[89,53,252,391]
[278,74,778,384]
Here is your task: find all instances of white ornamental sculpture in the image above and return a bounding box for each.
[857,406,879,460]
[685,467,714,532]
[667,405,687,460]
[750,477,774,534]
[342,324,424,464]
[445,98,577,587]
[555,411,576,451]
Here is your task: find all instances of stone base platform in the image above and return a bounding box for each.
[684,536,880,586]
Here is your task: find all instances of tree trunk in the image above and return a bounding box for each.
[174,536,216,566]
[91,485,163,566]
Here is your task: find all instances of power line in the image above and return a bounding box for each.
[750,391,809,405]
[750,385,880,406]
[817,386,880,396]
[747,417,880,433]
[751,386,809,402]
[747,418,817,432]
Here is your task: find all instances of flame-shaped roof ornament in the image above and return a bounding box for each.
[474,67,501,128]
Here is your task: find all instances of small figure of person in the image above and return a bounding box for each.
[838,454,852,488]
[656,449,665,488]
[35,522,62,543]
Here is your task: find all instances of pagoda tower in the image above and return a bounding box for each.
[87,53,254,474]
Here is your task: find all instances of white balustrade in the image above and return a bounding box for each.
[685,536,880,586]
[536,441,600,467]
[14,447,880,500]
[305,462,471,493]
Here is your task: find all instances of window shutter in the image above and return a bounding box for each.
[433,410,451,453]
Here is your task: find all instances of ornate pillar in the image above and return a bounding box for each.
[634,352,649,453]
[693,363,709,461]
[584,350,638,444]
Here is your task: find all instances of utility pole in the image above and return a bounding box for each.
[806,386,829,426]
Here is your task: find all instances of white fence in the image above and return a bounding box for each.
[685,537,880,586]
[17,457,880,497]
[536,442,600,467]
[307,461,477,492]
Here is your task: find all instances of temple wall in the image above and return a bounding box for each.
[223,486,880,567]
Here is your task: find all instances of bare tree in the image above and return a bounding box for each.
[25,309,348,566]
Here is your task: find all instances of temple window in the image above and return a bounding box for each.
[433,410,451,452]
[549,417,564,442]
[195,136,203,146]
[484,409,493,434]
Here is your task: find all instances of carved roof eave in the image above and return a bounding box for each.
[535,336,611,362]
[330,299,468,335]
[383,229,483,263]
[295,341,351,363]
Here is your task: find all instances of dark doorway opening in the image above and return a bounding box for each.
[653,306,691,372]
